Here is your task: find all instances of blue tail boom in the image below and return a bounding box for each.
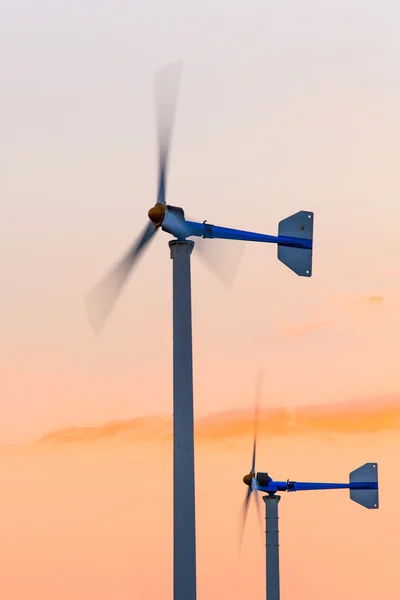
[163,208,314,278]
[252,462,379,510]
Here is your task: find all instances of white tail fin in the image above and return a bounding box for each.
[349,463,379,509]
[277,211,313,277]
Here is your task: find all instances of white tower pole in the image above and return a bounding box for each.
[263,494,281,600]
[169,239,197,600]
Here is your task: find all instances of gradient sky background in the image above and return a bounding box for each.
[1,2,400,597]
[2,0,400,442]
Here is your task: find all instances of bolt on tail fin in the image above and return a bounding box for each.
[277,211,314,277]
[349,463,379,509]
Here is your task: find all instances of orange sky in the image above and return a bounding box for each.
[0,404,397,600]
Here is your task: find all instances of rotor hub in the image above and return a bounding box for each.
[148,203,166,227]
[243,472,254,487]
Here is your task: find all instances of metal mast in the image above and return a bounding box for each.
[263,494,281,600]
[170,239,197,600]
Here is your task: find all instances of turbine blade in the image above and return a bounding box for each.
[154,62,182,206]
[251,368,264,473]
[85,221,157,334]
[194,236,245,289]
[238,487,252,555]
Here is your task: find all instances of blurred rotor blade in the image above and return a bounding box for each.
[251,368,264,473]
[85,221,157,335]
[155,62,182,206]
[194,235,245,289]
[238,487,252,554]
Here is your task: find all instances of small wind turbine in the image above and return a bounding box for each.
[240,376,379,600]
[85,63,315,600]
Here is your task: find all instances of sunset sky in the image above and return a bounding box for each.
[1,0,400,598]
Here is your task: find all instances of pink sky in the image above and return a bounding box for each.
[1,1,400,443]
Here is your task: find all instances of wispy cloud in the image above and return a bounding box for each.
[278,321,330,339]
[31,394,400,447]
[277,294,384,340]
[365,296,384,304]
[332,294,385,310]
[36,416,170,445]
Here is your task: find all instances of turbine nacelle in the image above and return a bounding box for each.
[255,472,272,487]
[148,203,188,239]
[243,471,271,487]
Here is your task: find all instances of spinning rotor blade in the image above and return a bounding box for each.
[194,236,245,289]
[238,481,263,552]
[85,221,157,335]
[85,63,183,335]
[238,368,265,553]
[238,486,252,553]
[155,62,182,206]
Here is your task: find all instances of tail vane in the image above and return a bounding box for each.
[277,211,313,277]
[349,463,379,509]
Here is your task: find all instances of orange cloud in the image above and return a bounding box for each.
[278,321,329,339]
[366,296,384,304]
[276,294,385,340]
[330,292,384,303]
[32,394,400,447]
[36,416,170,445]
[345,295,384,309]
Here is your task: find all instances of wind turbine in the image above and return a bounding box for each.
[85,62,315,600]
[240,378,379,600]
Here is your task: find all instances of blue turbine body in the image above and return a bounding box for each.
[250,463,379,510]
[161,207,314,278]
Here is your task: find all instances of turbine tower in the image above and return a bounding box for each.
[85,63,315,600]
[240,377,379,600]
